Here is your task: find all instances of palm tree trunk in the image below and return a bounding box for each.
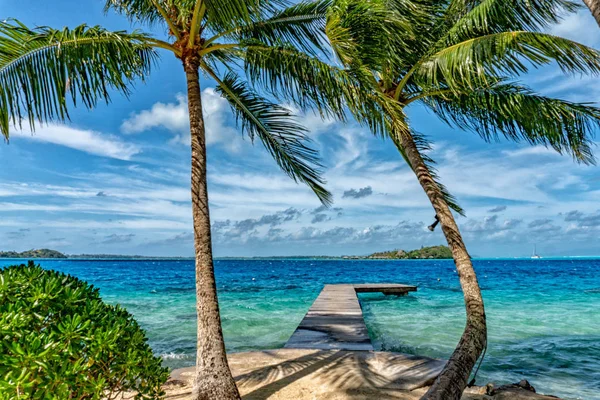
[185,64,242,400]
[396,130,487,400]
[583,0,600,27]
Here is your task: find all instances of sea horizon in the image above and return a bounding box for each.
[4,254,600,261]
[3,256,600,263]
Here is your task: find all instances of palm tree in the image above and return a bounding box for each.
[0,1,359,398]
[326,0,600,399]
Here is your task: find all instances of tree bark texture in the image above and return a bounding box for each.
[395,130,487,400]
[186,65,242,400]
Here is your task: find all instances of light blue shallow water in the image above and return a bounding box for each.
[2,258,599,400]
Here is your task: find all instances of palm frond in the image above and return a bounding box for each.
[416,31,600,91]
[0,19,155,139]
[202,48,241,73]
[235,40,395,139]
[218,0,330,57]
[203,0,288,33]
[441,0,580,47]
[104,0,163,25]
[324,8,357,67]
[211,70,332,205]
[326,0,416,74]
[422,81,599,164]
[242,42,353,119]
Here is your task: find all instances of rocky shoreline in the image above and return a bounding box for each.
[463,380,561,399]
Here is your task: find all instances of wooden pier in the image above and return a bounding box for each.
[170,283,448,397]
[285,283,417,351]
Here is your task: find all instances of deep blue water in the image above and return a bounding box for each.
[2,258,599,400]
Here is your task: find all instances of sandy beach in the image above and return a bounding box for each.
[163,349,562,400]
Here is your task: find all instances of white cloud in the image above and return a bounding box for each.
[12,123,140,160]
[121,94,189,134]
[432,144,560,203]
[503,145,561,158]
[120,90,243,152]
[329,127,371,169]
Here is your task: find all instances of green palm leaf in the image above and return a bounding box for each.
[217,0,331,57]
[212,40,387,136]
[415,31,600,91]
[211,70,332,205]
[104,0,163,25]
[203,0,280,33]
[326,0,416,74]
[242,42,351,119]
[441,0,579,47]
[0,19,155,138]
[423,81,599,164]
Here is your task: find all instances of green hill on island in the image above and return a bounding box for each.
[367,245,452,259]
[0,249,67,258]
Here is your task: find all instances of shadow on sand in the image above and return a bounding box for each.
[168,349,445,400]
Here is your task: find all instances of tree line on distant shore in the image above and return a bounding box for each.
[0,249,66,259]
[0,245,451,260]
[0,249,195,259]
[3,0,600,399]
[367,245,452,260]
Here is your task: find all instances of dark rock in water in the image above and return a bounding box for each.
[487,380,562,399]
[487,379,535,394]
[518,380,536,392]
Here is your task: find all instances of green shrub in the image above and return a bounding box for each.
[0,261,169,399]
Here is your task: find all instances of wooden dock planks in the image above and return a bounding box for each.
[285,283,417,351]
[353,283,418,295]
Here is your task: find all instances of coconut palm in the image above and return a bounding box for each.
[326,0,600,398]
[0,1,362,398]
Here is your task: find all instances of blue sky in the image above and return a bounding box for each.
[1,0,600,257]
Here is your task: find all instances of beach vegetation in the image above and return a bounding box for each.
[325,0,600,398]
[0,261,169,399]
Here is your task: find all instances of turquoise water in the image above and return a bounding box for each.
[2,258,599,400]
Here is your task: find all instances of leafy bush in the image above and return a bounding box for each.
[0,262,169,399]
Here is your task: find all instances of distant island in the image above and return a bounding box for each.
[0,245,452,260]
[221,245,453,260]
[0,249,193,260]
[360,245,452,260]
[0,249,67,258]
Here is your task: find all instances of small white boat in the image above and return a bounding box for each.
[531,245,542,259]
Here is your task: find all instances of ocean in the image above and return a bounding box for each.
[2,258,598,400]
